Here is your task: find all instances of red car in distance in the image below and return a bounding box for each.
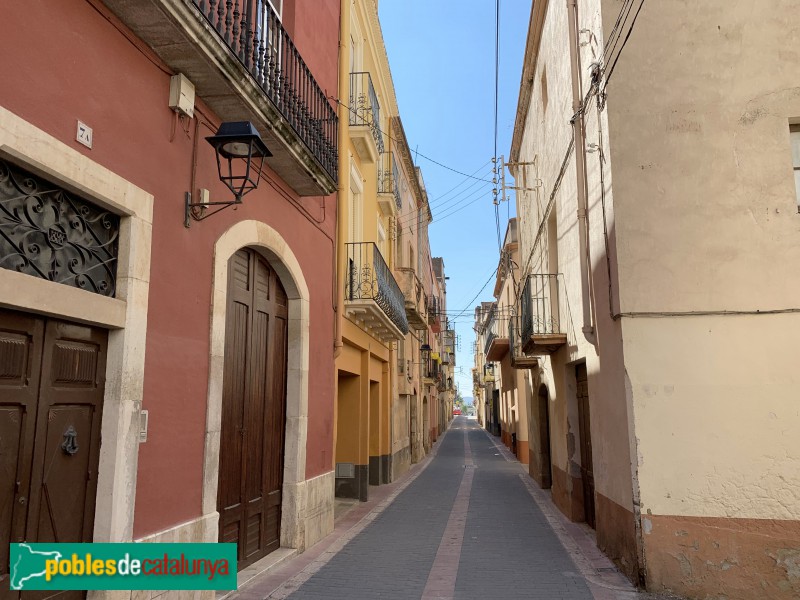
[452,408,462,416]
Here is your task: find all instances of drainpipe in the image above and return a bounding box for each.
[333,0,349,359]
[567,0,597,346]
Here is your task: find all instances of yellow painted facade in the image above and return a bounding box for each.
[334,0,453,501]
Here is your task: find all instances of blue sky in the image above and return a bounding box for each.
[379,1,530,399]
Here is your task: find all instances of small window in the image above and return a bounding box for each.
[790,124,800,210]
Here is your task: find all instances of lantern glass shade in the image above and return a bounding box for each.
[206,121,272,200]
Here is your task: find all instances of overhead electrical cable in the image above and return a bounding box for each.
[395,181,493,229]
[393,170,494,225]
[448,267,500,324]
[603,0,646,86]
[329,96,493,183]
[492,0,502,252]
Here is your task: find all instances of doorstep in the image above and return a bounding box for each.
[216,548,298,600]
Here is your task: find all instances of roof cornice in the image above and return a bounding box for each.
[392,116,425,209]
[510,0,549,164]
[366,0,399,116]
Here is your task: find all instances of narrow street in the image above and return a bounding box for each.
[230,418,678,600]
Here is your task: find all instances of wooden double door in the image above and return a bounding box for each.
[0,309,107,599]
[218,249,289,570]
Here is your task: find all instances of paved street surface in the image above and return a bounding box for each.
[232,417,681,600]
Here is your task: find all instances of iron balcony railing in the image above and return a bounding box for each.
[422,356,440,382]
[483,306,497,355]
[378,151,401,210]
[427,295,439,324]
[349,72,385,154]
[483,306,511,356]
[346,242,409,335]
[520,273,563,341]
[193,0,338,180]
[442,330,456,365]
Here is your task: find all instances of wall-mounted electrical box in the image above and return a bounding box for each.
[139,409,149,443]
[169,73,195,118]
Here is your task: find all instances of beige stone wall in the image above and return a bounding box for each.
[601,0,800,524]
[513,0,636,516]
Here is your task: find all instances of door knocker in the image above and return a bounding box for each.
[61,426,79,456]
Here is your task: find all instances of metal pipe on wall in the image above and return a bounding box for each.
[567,0,597,346]
[334,0,350,359]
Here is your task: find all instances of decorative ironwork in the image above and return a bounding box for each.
[0,159,119,297]
[349,72,385,154]
[422,355,440,381]
[378,151,400,210]
[484,306,512,356]
[427,294,439,325]
[192,0,338,181]
[345,242,409,335]
[520,273,563,341]
[484,305,497,355]
[61,425,79,456]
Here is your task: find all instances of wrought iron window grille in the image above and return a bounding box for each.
[0,158,119,297]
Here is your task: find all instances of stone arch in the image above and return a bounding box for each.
[202,220,310,550]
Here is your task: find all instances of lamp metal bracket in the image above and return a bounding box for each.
[184,191,242,228]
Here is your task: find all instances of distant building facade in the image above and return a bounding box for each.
[334,0,451,503]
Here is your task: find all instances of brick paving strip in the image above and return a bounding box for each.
[230,427,453,600]
[420,427,475,600]
[482,430,681,600]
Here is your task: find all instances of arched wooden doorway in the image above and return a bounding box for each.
[422,396,430,453]
[218,248,289,569]
[410,393,418,462]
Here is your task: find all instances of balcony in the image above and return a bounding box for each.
[509,315,539,369]
[483,306,510,362]
[377,150,401,216]
[520,274,567,355]
[422,356,440,386]
[428,295,441,330]
[345,242,408,341]
[442,330,456,366]
[349,72,384,162]
[103,0,337,196]
[395,267,427,329]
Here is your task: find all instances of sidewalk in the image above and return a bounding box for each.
[226,418,682,600]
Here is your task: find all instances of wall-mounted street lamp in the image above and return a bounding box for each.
[420,343,431,361]
[483,362,495,382]
[185,121,272,227]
